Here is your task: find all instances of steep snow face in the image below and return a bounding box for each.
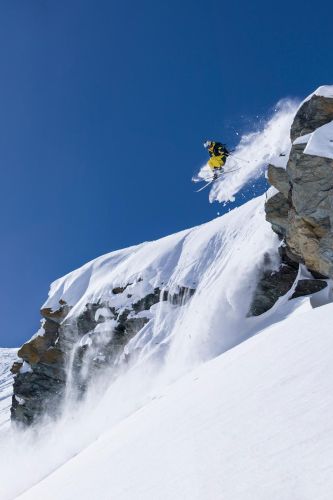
[42,195,279,370]
[0,349,17,428]
[16,301,333,500]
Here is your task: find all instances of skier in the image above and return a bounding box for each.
[203,141,230,179]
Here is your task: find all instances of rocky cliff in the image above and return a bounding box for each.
[11,283,195,425]
[249,87,333,315]
[266,87,333,278]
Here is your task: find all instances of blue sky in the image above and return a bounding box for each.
[1,0,332,347]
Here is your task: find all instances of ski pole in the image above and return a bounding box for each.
[228,153,250,163]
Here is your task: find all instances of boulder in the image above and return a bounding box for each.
[290,94,333,141]
[267,165,290,198]
[291,279,327,299]
[265,192,289,237]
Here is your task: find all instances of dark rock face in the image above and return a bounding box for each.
[248,238,328,317]
[291,279,327,299]
[290,94,333,142]
[265,192,289,237]
[248,247,299,317]
[11,284,196,426]
[267,164,290,198]
[249,264,298,316]
[11,304,69,425]
[265,91,333,278]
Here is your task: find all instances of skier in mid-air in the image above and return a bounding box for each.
[203,141,230,179]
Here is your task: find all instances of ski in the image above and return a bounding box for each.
[196,179,215,192]
[195,167,241,193]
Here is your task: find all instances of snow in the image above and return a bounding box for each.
[0,349,17,429]
[293,132,312,145]
[1,194,332,500]
[35,196,285,376]
[300,85,333,106]
[195,99,298,203]
[19,362,32,374]
[304,120,333,160]
[16,302,333,500]
[42,196,277,360]
[292,120,333,160]
[314,85,333,98]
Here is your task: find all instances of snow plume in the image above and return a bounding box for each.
[199,99,299,204]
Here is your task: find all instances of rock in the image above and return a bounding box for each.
[248,263,298,317]
[265,192,289,237]
[264,88,333,280]
[267,165,290,198]
[168,286,196,305]
[290,94,333,141]
[10,361,23,375]
[12,306,67,425]
[112,283,132,295]
[132,288,167,313]
[287,144,333,229]
[40,301,71,323]
[291,279,327,299]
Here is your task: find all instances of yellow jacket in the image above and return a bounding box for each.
[207,142,229,169]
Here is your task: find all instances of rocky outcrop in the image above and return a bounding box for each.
[291,279,327,299]
[250,88,333,317]
[11,284,195,425]
[265,89,333,278]
[290,94,333,141]
[267,164,290,198]
[265,192,289,236]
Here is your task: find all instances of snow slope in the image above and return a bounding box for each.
[0,195,293,500]
[0,349,17,428]
[2,192,332,500]
[41,195,279,369]
[17,301,333,500]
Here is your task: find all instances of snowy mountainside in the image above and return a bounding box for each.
[12,195,283,426]
[3,194,330,499]
[4,84,333,499]
[16,301,333,500]
[0,349,17,428]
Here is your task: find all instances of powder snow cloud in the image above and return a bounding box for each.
[197,99,299,204]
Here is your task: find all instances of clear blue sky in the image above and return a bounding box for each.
[1,0,332,347]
